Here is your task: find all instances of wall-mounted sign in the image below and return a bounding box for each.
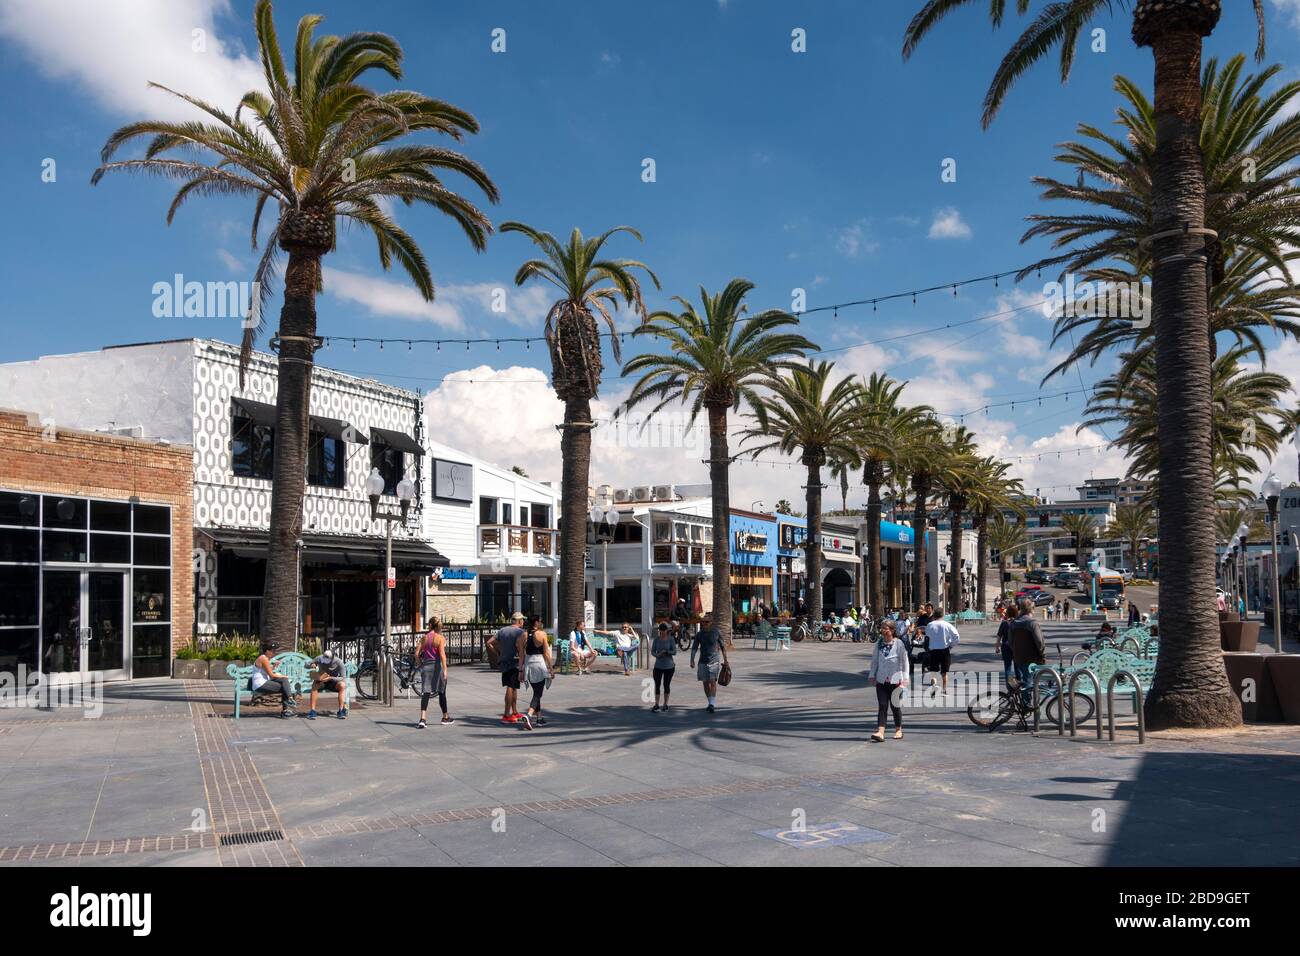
[821,533,856,554]
[433,458,473,502]
[735,531,768,552]
[433,567,477,581]
[779,523,806,550]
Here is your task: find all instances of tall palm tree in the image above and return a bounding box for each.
[968,460,1025,612]
[741,362,863,629]
[903,0,1269,730]
[92,1,498,649]
[895,418,970,611]
[1109,502,1157,575]
[854,374,933,616]
[621,279,816,643]
[932,434,983,614]
[1060,511,1100,563]
[987,514,1031,601]
[1025,56,1300,382]
[500,222,658,636]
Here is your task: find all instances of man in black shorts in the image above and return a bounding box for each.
[306,649,347,719]
[486,611,526,724]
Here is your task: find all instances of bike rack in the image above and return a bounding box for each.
[1118,637,1141,656]
[1032,667,1064,736]
[1141,637,1159,659]
[1069,650,1090,667]
[1106,669,1146,744]
[1067,669,1103,740]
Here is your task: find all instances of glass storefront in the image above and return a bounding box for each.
[0,490,172,680]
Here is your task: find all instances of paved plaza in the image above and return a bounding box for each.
[2,622,1298,867]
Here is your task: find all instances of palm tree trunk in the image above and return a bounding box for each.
[1143,23,1241,729]
[911,476,928,611]
[975,515,989,613]
[559,399,593,642]
[707,404,733,645]
[865,462,883,617]
[805,456,824,629]
[949,505,964,614]
[261,251,318,650]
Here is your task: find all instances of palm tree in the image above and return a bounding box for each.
[894,418,969,611]
[621,279,816,643]
[903,0,1270,732]
[932,434,983,614]
[987,514,1030,601]
[500,222,658,637]
[741,362,863,629]
[774,498,800,516]
[968,461,1025,612]
[1025,56,1300,381]
[92,1,498,649]
[854,374,933,616]
[1109,503,1157,575]
[1060,512,1100,564]
[1081,346,1291,497]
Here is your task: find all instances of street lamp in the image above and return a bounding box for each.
[1263,473,1284,653]
[366,467,416,706]
[1237,521,1250,619]
[589,502,620,630]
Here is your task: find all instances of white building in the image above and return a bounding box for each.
[422,437,559,629]
[0,338,443,643]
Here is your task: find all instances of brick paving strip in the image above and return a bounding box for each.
[185,679,304,867]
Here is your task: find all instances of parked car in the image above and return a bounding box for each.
[1031,590,1056,607]
[1052,571,1080,589]
[1024,568,1052,584]
[1056,562,1079,573]
[1015,584,1044,599]
[1114,567,1134,582]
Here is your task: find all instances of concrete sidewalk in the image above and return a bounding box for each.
[2,627,1298,867]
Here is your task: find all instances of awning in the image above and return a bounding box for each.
[232,399,366,446]
[880,520,916,546]
[231,397,276,427]
[369,427,425,456]
[198,527,447,571]
[312,415,368,445]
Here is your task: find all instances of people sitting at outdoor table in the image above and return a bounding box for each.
[250,640,294,718]
[568,619,598,675]
[306,648,348,720]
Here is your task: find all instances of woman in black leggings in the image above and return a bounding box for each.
[519,616,553,730]
[415,620,453,729]
[650,622,676,712]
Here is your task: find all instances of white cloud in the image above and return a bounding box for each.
[1271,1,1300,28]
[834,220,879,258]
[323,268,555,332]
[928,207,973,240]
[214,248,244,272]
[0,0,265,122]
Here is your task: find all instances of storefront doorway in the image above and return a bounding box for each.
[40,568,129,681]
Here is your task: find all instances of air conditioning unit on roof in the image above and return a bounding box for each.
[653,484,674,501]
[613,488,632,503]
[632,486,651,502]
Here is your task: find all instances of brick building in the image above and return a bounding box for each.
[0,408,194,682]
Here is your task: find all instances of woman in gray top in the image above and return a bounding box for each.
[650,622,676,713]
[689,613,729,712]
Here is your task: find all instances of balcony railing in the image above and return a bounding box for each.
[479,524,558,559]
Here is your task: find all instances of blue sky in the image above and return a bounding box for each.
[1,0,1297,505]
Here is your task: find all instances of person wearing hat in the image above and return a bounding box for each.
[307,649,348,719]
[486,611,527,724]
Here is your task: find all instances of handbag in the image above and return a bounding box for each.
[718,661,732,687]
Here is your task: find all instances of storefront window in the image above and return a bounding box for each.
[133,569,170,622]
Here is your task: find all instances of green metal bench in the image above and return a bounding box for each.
[1034,646,1155,714]
[956,609,986,623]
[227,651,357,719]
[751,620,790,650]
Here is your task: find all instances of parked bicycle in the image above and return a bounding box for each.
[354,642,420,701]
[966,674,1094,731]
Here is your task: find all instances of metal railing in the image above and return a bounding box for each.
[479,525,558,558]
[1068,668,1103,740]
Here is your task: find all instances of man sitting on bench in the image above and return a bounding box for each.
[306,649,347,720]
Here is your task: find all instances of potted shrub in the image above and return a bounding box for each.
[172,641,208,680]
[205,633,261,680]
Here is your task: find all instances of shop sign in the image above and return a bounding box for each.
[735,531,768,552]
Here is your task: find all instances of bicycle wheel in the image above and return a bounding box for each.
[791,623,808,643]
[967,691,1004,728]
[1044,692,1096,727]
[817,625,834,643]
[988,693,1020,731]
[354,662,379,701]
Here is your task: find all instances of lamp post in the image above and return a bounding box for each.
[1263,473,1284,653]
[366,467,416,706]
[1237,522,1250,620]
[589,500,620,631]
